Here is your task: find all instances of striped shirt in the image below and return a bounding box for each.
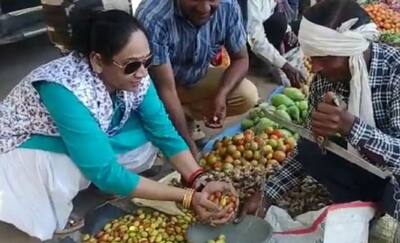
[136,0,247,87]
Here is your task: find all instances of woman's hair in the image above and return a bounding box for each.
[304,0,371,30]
[70,9,148,61]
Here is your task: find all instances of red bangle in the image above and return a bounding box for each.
[187,168,205,187]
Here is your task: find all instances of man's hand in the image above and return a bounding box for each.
[233,191,271,224]
[285,31,298,47]
[205,46,248,129]
[282,63,305,88]
[311,92,356,138]
[205,93,227,129]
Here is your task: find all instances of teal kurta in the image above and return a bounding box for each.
[20,81,188,196]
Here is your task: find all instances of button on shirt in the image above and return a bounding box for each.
[136,0,247,87]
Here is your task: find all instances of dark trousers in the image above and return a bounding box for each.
[296,139,396,217]
[263,12,288,51]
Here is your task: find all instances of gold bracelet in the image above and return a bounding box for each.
[183,189,190,209]
[187,189,195,208]
[183,188,195,209]
[185,189,194,209]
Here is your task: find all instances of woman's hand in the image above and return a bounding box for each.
[194,181,239,225]
[191,190,223,224]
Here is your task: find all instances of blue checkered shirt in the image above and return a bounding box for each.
[135,0,247,87]
[265,43,400,201]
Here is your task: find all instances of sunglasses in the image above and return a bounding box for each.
[113,55,152,75]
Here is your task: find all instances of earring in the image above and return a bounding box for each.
[93,66,102,74]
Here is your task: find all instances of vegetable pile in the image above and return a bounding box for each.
[364,3,400,33]
[199,129,297,200]
[82,208,195,243]
[275,176,332,217]
[380,31,400,46]
[241,87,309,132]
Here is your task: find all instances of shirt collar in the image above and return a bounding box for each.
[173,0,202,29]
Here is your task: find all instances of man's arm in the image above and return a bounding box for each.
[206,46,249,128]
[206,2,250,127]
[347,68,400,170]
[247,0,304,87]
[149,64,199,156]
[217,46,249,100]
[247,0,287,68]
[311,69,400,172]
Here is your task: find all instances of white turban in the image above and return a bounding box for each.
[299,17,380,154]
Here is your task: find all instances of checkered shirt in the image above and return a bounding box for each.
[265,43,400,201]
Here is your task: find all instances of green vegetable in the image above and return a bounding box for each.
[380,32,400,46]
[287,106,301,123]
[249,108,261,120]
[277,104,288,111]
[283,87,305,101]
[293,133,300,141]
[297,100,309,111]
[262,105,276,112]
[254,117,276,134]
[275,109,292,122]
[258,102,271,110]
[301,109,309,120]
[271,94,295,107]
[241,118,254,129]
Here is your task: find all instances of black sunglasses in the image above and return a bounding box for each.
[113,55,152,75]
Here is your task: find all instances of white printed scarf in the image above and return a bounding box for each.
[0,52,150,153]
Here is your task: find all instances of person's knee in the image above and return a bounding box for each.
[227,80,259,116]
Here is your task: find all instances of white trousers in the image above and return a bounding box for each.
[0,143,158,240]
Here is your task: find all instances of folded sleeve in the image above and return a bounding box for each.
[34,82,140,196]
[247,0,287,68]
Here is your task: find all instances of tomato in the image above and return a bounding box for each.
[285,137,298,150]
[224,155,234,164]
[273,151,286,163]
[213,162,223,171]
[271,130,283,139]
[232,151,242,159]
